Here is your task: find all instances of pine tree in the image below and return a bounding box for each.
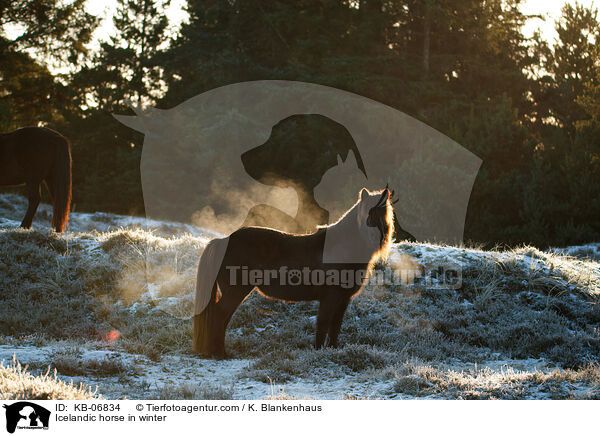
[72,0,170,111]
[64,0,171,215]
[536,3,600,134]
[0,0,97,127]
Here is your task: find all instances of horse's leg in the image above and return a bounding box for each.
[327,296,351,348]
[44,175,56,205]
[20,181,41,229]
[315,296,335,348]
[210,284,253,358]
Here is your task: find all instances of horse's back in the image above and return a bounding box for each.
[225,226,325,268]
[10,126,67,148]
[0,127,68,185]
[2,127,67,150]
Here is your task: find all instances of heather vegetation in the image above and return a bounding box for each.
[1,198,599,399]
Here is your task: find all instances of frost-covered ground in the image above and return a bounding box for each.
[1,193,600,400]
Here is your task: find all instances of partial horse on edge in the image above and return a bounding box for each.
[0,126,72,232]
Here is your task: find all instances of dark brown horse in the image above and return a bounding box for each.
[193,188,394,358]
[0,127,72,232]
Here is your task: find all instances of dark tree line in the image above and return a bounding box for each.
[1,0,599,247]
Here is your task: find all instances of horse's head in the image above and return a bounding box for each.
[356,187,395,255]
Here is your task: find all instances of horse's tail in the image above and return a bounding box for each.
[192,237,229,354]
[51,136,72,232]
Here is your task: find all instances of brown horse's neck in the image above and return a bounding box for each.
[320,200,383,265]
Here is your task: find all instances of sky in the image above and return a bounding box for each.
[85,0,189,47]
[521,0,598,42]
[84,0,598,46]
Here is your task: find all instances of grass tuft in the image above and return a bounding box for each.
[0,357,98,400]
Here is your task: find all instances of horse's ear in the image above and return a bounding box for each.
[359,188,369,200]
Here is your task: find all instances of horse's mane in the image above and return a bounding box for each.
[318,188,394,265]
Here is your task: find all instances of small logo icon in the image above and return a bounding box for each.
[3,402,50,434]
